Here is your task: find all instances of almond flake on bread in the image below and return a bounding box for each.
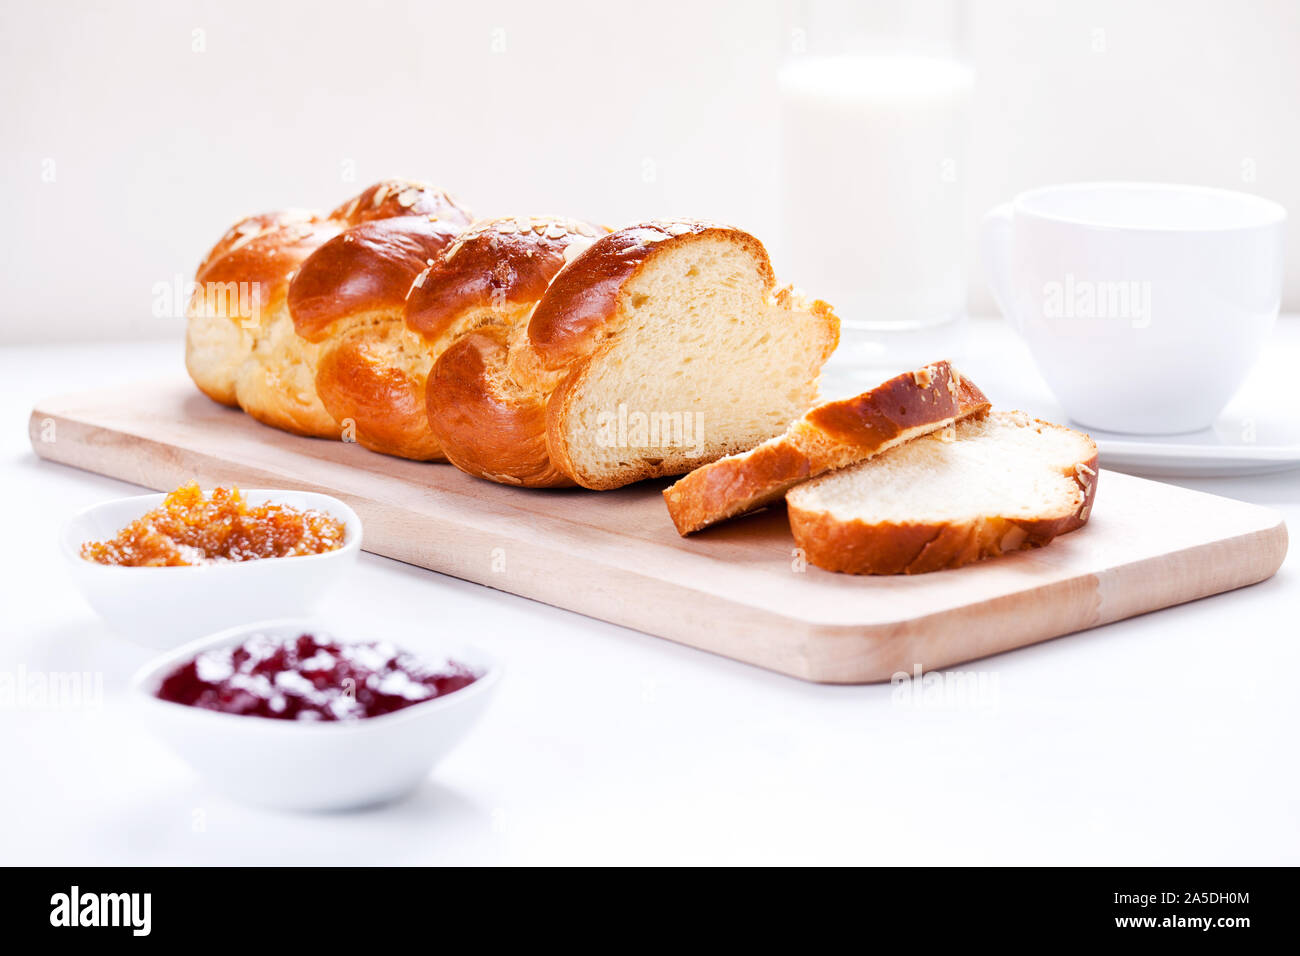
[662,361,991,535]
[785,410,1098,574]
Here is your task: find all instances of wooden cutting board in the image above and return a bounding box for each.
[30,378,1288,683]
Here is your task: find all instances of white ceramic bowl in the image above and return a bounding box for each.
[62,489,361,649]
[130,618,500,811]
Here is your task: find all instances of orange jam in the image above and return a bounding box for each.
[80,482,347,567]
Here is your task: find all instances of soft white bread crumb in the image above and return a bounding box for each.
[787,411,1098,574]
[553,234,837,487]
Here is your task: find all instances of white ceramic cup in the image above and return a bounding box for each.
[981,182,1286,434]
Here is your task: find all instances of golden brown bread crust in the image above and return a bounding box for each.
[309,333,439,457]
[407,216,603,340]
[527,220,775,370]
[186,180,471,442]
[329,179,468,225]
[186,212,342,416]
[420,217,607,483]
[286,216,469,459]
[806,364,987,445]
[663,361,991,535]
[425,326,573,487]
[787,423,1100,575]
[266,184,474,457]
[195,210,333,285]
[191,214,339,335]
[289,216,467,341]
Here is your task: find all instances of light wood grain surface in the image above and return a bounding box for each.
[29,378,1289,682]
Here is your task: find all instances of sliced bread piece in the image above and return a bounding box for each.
[662,360,990,534]
[536,220,841,489]
[786,411,1098,574]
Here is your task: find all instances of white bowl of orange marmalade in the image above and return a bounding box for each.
[63,483,362,648]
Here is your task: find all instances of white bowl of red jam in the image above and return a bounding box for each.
[131,619,500,811]
[63,484,362,648]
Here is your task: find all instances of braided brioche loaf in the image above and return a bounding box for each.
[185,182,841,490]
[185,179,473,439]
[414,215,608,479]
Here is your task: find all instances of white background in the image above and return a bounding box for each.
[2,1,1298,866]
[2,0,1299,342]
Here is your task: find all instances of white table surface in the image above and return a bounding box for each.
[2,317,1297,866]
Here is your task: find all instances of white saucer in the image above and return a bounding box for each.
[1053,355,1300,478]
[826,316,1300,480]
[1087,426,1300,478]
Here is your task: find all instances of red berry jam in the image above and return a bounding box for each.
[156,633,479,721]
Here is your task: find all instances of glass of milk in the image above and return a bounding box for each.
[779,0,972,374]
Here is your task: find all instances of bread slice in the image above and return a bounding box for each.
[662,361,990,534]
[536,221,840,489]
[786,411,1098,574]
